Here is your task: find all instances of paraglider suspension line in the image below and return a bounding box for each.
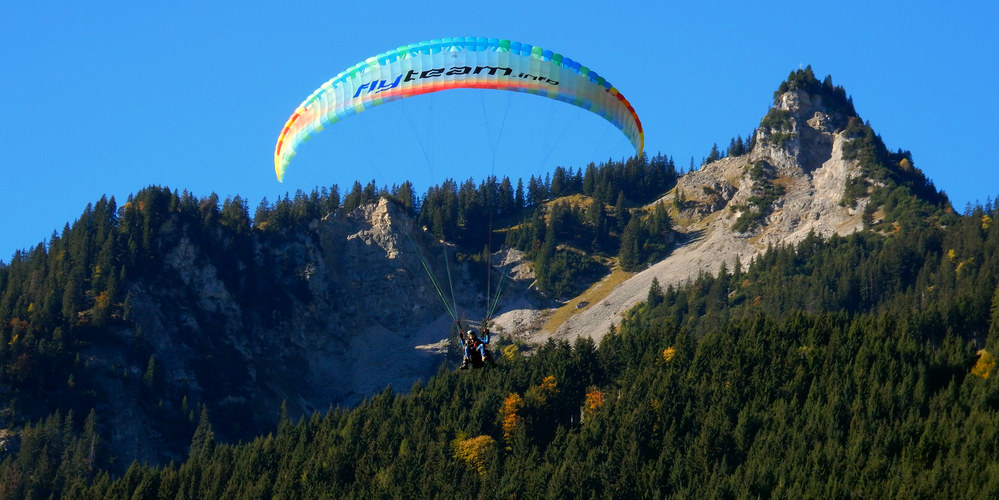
[401,229,459,322]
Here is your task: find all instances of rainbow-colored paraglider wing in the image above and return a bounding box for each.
[274,37,643,182]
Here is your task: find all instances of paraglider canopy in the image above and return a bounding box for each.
[274,37,643,182]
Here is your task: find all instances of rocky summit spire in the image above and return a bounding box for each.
[552,67,949,345]
[755,66,859,173]
[663,66,879,245]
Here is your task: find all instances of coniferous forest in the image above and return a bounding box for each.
[2,68,999,497]
[2,186,998,497]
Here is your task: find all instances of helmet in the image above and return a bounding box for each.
[468,329,477,336]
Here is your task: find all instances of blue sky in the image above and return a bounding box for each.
[2,1,997,261]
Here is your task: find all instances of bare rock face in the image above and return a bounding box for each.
[523,88,870,345]
[97,197,482,465]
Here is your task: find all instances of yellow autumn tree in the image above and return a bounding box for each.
[524,374,559,408]
[972,350,995,379]
[662,346,676,363]
[453,435,496,476]
[502,344,519,361]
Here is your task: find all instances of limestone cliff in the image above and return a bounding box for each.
[91,198,480,465]
[516,84,875,344]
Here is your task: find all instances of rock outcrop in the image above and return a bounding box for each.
[512,85,871,344]
[92,198,482,465]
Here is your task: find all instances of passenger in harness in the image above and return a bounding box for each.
[460,328,496,369]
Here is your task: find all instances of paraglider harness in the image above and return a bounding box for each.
[459,325,497,370]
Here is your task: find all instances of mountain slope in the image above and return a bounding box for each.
[497,68,945,344]
[17,192,998,499]
[0,191,487,466]
[0,68,953,472]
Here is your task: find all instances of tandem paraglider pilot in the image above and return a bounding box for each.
[460,328,496,369]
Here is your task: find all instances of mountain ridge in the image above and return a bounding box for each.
[0,68,953,470]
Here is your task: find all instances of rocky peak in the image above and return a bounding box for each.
[683,69,867,240]
[543,68,870,344]
[773,85,850,131]
[756,68,857,174]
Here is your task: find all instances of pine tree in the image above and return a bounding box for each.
[988,283,999,351]
[342,181,364,213]
[582,163,597,196]
[615,192,628,233]
[648,277,664,307]
[189,406,215,460]
[706,143,722,163]
[619,217,643,271]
